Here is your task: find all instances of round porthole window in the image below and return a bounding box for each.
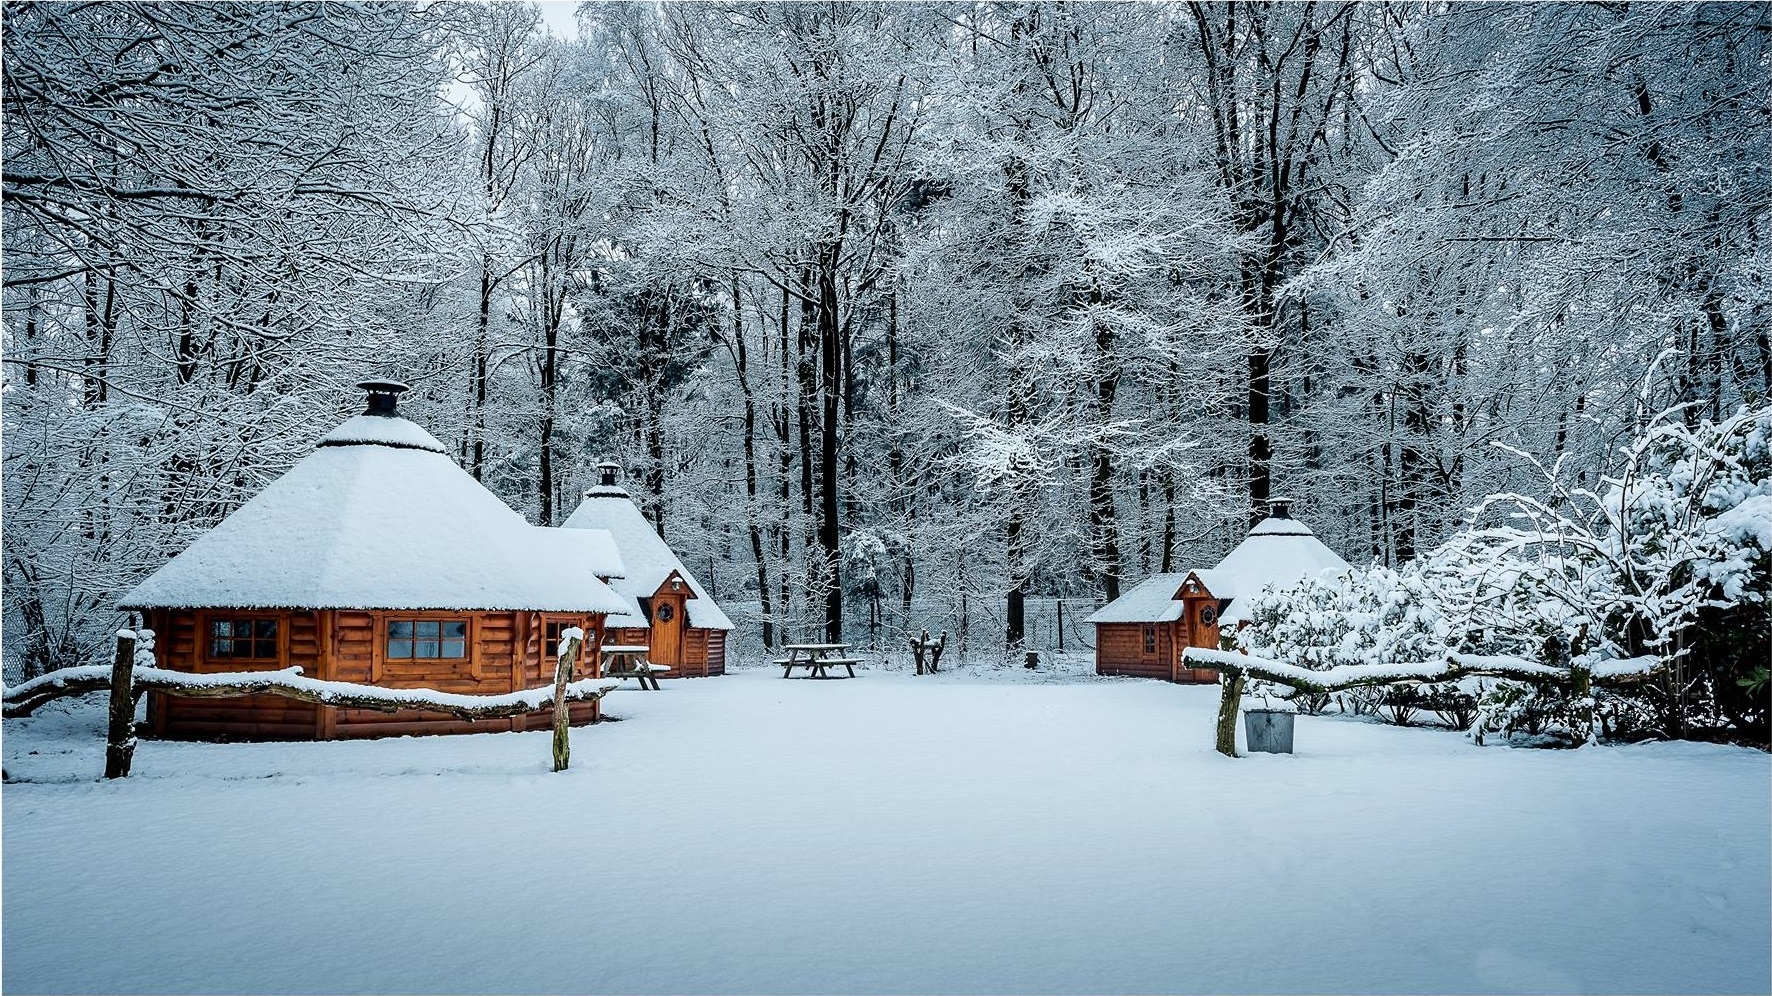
[1200,605,1218,625]
[655,603,675,623]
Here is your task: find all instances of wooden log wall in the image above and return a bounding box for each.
[610,624,727,678]
[146,608,608,741]
[706,631,726,675]
[1095,620,1218,684]
[148,609,321,740]
[1094,622,1176,681]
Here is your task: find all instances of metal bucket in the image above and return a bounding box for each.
[1243,709,1295,754]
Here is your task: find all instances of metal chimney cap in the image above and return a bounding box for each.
[596,461,620,487]
[356,380,410,417]
[1268,497,1293,519]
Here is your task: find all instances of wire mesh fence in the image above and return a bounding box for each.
[722,595,1103,662]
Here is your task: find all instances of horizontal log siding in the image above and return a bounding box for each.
[604,624,728,680]
[334,610,517,736]
[707,631,726,675]
[1095,623,1172,680]
[149,609,323,740]
[1094,620,1219,684]
[147,608,607,741]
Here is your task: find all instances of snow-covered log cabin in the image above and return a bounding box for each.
[561,464,735,678]
[118,381,631,740]
[1086,502,1351,683]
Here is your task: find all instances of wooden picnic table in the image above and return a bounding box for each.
[600,644,668,690]
[774,643,860,679]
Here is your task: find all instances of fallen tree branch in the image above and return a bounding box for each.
[3,664,622,721]
[1181,647,1665,757]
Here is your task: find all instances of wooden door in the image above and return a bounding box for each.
[651,595,685,668]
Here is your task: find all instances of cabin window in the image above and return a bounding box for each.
[208,618,278,660]
[544,620,593,662]
[1143,626,1157,655]
[386,619,468,660]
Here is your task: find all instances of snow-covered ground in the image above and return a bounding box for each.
[4,657,1768,994]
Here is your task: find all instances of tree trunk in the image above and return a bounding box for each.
[538,267,561,526]
[817,253,843,642]
[104,631,138,779]
[552,633,580,772]
[1215,668,1246,758]
[733,277,776,649]
[1248,344,1273,530]
[1006,507,1027,650]
[471,254,493,481]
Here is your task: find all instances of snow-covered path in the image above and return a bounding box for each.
[4,664,1768,994]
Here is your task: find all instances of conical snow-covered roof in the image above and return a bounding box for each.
[560,474,734,631]
[1211,511,1351,624]
[1084,503,1350,626]
[120,391,627,615]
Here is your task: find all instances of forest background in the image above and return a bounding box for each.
[3,1,1767,675]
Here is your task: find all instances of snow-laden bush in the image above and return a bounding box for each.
[1237,564,1470,724]
[1433,402,1771,742]
[1469,679,1659,748]
[1237,401,1770,746]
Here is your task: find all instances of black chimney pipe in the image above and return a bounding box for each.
[597,461,620,487]
[357,379,410,417]
[1268,498,1292,519]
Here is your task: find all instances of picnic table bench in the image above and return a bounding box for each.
[775,643,860,679]
[600,644,668,690]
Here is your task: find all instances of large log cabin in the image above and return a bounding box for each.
[118,381,631,740]
[1088,502,1351,683]
[561,463,735,678]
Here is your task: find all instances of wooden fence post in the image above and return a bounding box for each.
[104,630,138,779]
[1214,668,1246,759]
[552,633,582,772]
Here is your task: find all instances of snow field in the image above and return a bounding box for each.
[3,663,1767,994]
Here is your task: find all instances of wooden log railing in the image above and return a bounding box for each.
[1180,647,1661,758]
[552,631,582,772]
[3,630,621,778]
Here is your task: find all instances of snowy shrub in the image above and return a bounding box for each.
[1418,681,1480,731]
[1471,681,1568,746]
[1434,401,1772,743]
[1382,684,1420,727]
[1238,563,1461,724]
[1338,686,1384,718]
[1472,679,1658,747]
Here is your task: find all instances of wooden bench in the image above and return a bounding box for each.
[600,645,667,691]
[775,656,861,679]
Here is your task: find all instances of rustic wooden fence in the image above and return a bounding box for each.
[2,630,617,778]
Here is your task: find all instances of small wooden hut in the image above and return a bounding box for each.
[119,381,629,740]
[1087,501,1350,683]
[561,464,735,678]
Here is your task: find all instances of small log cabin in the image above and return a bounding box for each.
[561,463,735,678]
[1088,501,1351,683]
[118,381,630,740]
